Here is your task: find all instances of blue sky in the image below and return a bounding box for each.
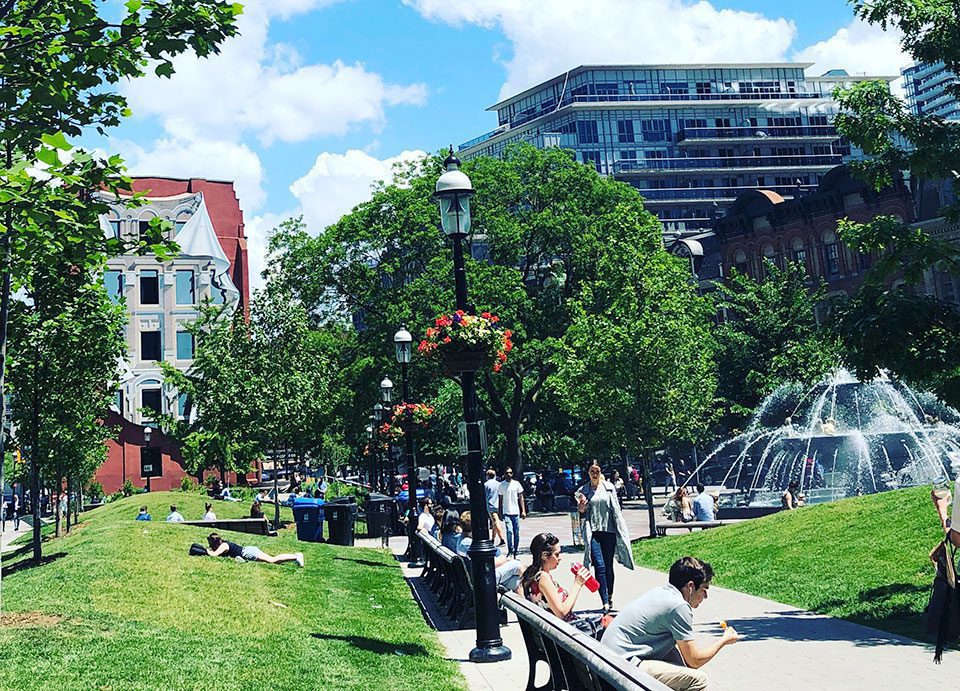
[94,0,909,284]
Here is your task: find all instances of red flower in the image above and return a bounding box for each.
[443,336,452,343]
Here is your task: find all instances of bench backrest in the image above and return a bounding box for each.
[500,591,671,691]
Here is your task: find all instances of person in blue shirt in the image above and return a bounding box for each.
[135,506,152,521]
[692,485,715,522]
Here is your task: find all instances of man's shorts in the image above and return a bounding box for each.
[241,546,265,561]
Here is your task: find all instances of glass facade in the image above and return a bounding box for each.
[459,64,878,237]
[903,61,960,121]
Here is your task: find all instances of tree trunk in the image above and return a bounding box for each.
[31,450,41,562]
[55,488,62,538]
[65,477,72,533]
[504,418,523,475]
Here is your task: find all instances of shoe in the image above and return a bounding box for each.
[602,603,611,613]
[235,556,245,563]
[295,552,304,568]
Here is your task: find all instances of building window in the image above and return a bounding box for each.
[577,121,599,144]
[104,270,124,303]
[696,81,713,95]
[140,270,159,305]
[138,219,152,241]
[176,331,194,360]
[140,331,162,361]
[141,388,162,418]
[175,215,189,234]
[825,243,840,275]
[582,151,601,172]
[733,249,749,276]
[109,220,121,240]
[792,237,807,266]
[178,393,190,420]
[114,389,123,412]
[617,120,635,143]
[619,150,637,162]
[641,119,668,142]
[210,272,225,305]
[175,270,195,305]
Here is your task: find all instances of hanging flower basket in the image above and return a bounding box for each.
[419,310,513,374]
[383,402,435,437]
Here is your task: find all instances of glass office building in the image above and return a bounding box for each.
[902,61,960,121]
[459,63,893,237]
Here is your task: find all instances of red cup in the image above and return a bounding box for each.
[571,562,600,593]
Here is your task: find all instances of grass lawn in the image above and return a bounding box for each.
[0,491,464,691]
[632,486,943,642]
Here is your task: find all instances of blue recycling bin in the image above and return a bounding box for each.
[292,497,325,542]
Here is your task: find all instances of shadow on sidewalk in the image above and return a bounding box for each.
[310,632,429,656]
[719,608,926,648]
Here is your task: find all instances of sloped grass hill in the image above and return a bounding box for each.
[633,486,944,642]
[0,492,465,690]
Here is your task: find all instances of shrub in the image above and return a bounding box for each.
[179,476,198,492]
[121,478,144,497]
[86,480,104,501]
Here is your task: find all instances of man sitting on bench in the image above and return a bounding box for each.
[601,556,737,691]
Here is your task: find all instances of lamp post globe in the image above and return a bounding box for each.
[380,376,393,403]
[435,148,511,663]
[435,149,474,238]
[143,426,152,443]
[394,326,412,364]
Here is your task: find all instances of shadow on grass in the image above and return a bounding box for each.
[810,582,932,642]
[1,551,67,577]
[717,608,928,648]
[333,556,396,569]
[310,632,428,656]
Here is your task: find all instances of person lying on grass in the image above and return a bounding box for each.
[205,532,304,567]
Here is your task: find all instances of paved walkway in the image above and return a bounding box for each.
[381,504,960,691]
[0,522,29,555]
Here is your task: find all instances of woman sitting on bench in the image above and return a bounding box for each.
[520,532,593,622]
[205,532,304,567]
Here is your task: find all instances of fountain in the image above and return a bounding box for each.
[696,369,960,514]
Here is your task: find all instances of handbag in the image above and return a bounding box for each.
[188,543,208,556]
[926,535,960,663]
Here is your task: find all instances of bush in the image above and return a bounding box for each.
[179,476,198,493]
[86,480,104,501]
[326,480,368,503]
[121,478,145,497]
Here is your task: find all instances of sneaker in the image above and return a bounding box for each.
[235,556,245,563]
[295,552,304,568]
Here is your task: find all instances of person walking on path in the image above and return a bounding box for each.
[663,462,677,498]
[499,466,526,559]
[483,467,507,546]
[577,460,634,612]
[601,556,738,691]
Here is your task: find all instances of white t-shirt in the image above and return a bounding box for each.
[498,479,524,515]
[952,479,960,529]
[418,510,435,533]
[203,510,217,521]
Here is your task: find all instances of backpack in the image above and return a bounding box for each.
[926,536,960,663]
[188,543,208,557]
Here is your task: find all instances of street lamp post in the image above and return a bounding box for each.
[373,404,384,493]
[434,149,511,663]
[380,376,393,495]
[394,326,423,565]
[143,426,153,493]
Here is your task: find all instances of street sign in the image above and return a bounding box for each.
[140,448,162,478]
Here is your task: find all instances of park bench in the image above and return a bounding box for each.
[417,530,476,629]
[500,590,671,691]
[654,520,724,537]
[181,518,275,536]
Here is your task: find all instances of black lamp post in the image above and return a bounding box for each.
[373,403,384,493]
[434,149,510,663]
[143,426,153,493]
[380,376,393,494]
[394,326,423,565]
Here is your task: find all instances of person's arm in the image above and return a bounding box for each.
[206,543,229,557]
[520,486,526,518]
[676,626,738,669]
[538,569,588,619]
[576,488,588,514]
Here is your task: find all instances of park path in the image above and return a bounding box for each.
[374,503,960,691]
[0,521,29,555]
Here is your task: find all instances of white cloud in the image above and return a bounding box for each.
[405,0,797,99]
[245,210,295,290]
[793,18,906,79]
[123,1,426,145]
[113,130,267,213]
[290,149,427,231]
[404,0,907,99]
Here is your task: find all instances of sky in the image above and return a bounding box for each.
[92,0,911,286]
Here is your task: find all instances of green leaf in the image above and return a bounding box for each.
[40,132,72,151]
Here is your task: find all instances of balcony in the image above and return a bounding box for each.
[638,185,802,204]
[677,125,839,144]
[613,153,843,176]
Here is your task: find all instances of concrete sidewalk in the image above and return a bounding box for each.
[386,513,960,691]
[1,522,30,555]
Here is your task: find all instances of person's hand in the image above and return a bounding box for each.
[521,511,526,519]
[721,625,739,644]
[573,565,591,586]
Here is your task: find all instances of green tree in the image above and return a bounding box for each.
[7,261,126,559]
[268,145,666,472]
[713,261,842,429]
[831,0,960,402]
[556,204,718,454]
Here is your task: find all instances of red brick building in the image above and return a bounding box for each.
[95,177,252,494]
[714,166,912,298]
